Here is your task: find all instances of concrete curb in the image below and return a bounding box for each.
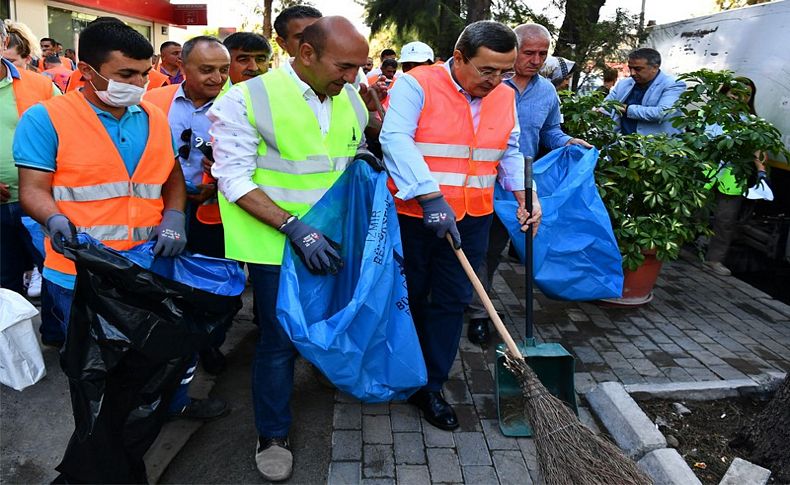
[624,372,786,401]
[719,457,771,485]
[637,448,702,485]
[586,382,666,459]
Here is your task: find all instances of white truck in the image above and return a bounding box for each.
[645,1,790,269]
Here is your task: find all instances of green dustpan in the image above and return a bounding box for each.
[496,156,577,437]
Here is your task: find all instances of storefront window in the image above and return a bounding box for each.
[46,6,152,52]
[1,0,10,20]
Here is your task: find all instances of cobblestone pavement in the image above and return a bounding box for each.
[327,258,790,484]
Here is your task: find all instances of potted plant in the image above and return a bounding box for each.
[560,71,788,304]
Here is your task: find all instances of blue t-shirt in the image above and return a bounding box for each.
[13,95,176,289]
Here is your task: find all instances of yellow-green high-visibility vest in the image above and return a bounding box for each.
[219,67,369,264]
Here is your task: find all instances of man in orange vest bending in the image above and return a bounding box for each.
[42,55,72,92]
[381,21,540,430]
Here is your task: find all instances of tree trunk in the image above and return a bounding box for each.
[437,0,463,59]
[554,0,606,59]
[466,0,492,23]
[733,375,790,482]
[263,0,273,39]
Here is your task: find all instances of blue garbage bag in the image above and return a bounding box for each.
[75,233,246,297]
[21,216,45,259]
[277,161,427,402]
[495,146,623,300]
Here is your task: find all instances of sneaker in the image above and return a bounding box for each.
[703,261,731,277]
[255,436,293,482]
[168,398,229,421]
[27,267,42,298]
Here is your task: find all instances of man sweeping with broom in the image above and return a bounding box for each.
[380,20,537,430]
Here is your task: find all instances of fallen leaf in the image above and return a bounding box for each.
[694,462,707,469]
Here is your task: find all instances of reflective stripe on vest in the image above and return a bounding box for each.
[42,92,174,275]
[218,68,368,264]
[387,64,515,219]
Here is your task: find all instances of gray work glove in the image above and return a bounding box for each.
[45,213,77,254]
[151,209,187,257]
[280,216,343,275]
[418,194,461,249]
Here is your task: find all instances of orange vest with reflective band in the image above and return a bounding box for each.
[43,65,72,93]
[41,92,176,275]
[11,69,56,117]
[387,64,515,220]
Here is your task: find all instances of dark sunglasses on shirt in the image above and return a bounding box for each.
[178,128,192,160]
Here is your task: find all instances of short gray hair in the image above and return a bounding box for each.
[629,47,661,67]
[0,20,8,40]
[455,20,517,59]
[514,23,551,47]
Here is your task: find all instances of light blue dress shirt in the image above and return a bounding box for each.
[504,75,571,160]
[168,83,215,186]
[381,60,524,201]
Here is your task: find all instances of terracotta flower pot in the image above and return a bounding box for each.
[601,250,662,306]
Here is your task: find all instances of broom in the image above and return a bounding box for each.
[448,236,651,485]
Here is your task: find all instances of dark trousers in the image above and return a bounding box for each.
[706,192,743,263]
[0,202,41,294]
[185,202,225,259]
[248,263,295,438]
[399,214,492,391]
[467,213,510,320]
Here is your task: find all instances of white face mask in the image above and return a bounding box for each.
[89,66,148,107]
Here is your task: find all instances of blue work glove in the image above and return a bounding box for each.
[151,209,187,257]
[418,194,461,249]
[45,213,77,254]
[280,216,343,275]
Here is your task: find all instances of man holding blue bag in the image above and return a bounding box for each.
[466,23,590,345]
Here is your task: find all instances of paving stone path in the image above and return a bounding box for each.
[327,258,790,484]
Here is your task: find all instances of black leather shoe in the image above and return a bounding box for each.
[408,389,458,430]
[168,398,229,421]
[467,318,490,345]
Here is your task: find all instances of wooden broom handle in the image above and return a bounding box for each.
[446,235,523,359]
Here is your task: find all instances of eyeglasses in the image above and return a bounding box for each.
[178,128,192,160]
[463,55,516,81]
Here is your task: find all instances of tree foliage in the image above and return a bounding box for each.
[715,0,771,11]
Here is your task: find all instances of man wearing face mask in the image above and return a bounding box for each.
[13,21,188,355]
[208,16,373,482]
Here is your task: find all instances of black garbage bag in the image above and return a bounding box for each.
[55,236,243,484]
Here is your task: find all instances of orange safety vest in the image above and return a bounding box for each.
[143,84,222,225]
[43,65,72,93]
[11,69,57,116]
[41,91,175,275]
[66,68,171,93]
[387,64,515,220]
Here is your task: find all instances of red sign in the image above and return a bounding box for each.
[173,4,208,26]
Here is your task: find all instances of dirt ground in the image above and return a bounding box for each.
[640,398,770,484]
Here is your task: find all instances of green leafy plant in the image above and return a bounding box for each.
[673,69,790,189]
[558,90,621,148]
[595,135,712,270]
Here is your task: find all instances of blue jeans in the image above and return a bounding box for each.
[399,214,492,391]
[42,279,73,339]
[248,263,295,439]
[0,202,41,294]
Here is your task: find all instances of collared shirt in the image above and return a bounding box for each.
[1,59,60,204]
[504,75,571,161]
[622,76,656,135]
[282,60,333,135]
[208,63,365,203]
[380,59,524,201]
[160,66,184,85]
[13,95,151,290]
[168,82,215,185]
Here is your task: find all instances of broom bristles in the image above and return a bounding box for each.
[504,352,653,485]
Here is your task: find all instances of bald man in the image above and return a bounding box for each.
[208,16,376,481]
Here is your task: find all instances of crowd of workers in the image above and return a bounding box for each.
[1,4,769,482]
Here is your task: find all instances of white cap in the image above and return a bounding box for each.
[399,41,434,64]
